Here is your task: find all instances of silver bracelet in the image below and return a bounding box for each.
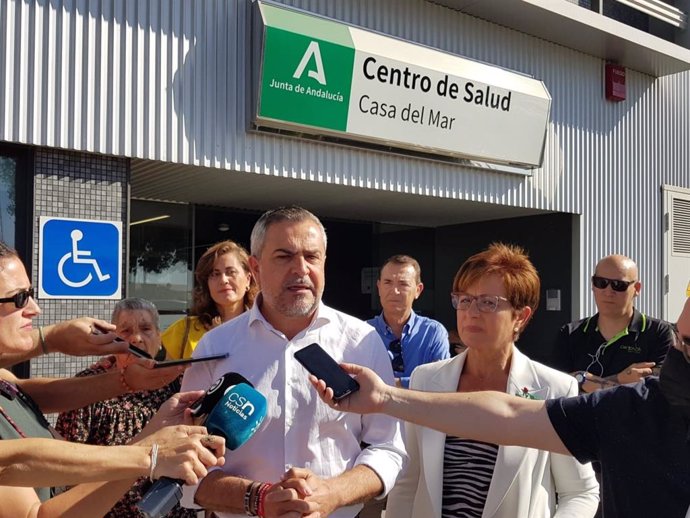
[149,443,159,481]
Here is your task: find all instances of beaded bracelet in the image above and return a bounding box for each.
[244,481,260,516]
[38,326,48,354]
[120,366,136,393]
[257,483,272,518]
[251,483,263,516]
[149,443,159,481]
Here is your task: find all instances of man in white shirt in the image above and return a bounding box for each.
[180,206,406,518]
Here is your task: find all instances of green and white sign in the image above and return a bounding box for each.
[254,2,551,168]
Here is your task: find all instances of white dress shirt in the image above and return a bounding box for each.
[180,300,407,518]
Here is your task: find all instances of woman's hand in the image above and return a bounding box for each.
[141,425,226,485]
[136,391,205,441]
[123,359,186,392]
[309,363,390,415]
[43,318,128,356]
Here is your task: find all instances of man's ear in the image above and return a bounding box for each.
[634,281,642,296]
[248,256,260,284]
[415,282,424,300]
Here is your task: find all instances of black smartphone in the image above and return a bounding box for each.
[152,352,229,369]
[294,343,360,401]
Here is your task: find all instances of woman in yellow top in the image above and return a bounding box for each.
[162,240,257,359]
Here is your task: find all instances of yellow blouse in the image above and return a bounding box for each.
[161,316,208,359]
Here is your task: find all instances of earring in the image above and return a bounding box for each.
[246,285,250,292]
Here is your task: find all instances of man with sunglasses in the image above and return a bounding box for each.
[552,254,674,393]
[367,255,449,389]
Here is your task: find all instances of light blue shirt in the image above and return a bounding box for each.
[367,310,450,388]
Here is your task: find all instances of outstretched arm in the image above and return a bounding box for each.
[312,363,571,455]
[0,318,128,368]
[0,393,226,518]
[0,392,220,488]
[2,363,185,414]
[0,439,158,488]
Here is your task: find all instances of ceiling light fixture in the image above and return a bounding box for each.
[129,215,171,226]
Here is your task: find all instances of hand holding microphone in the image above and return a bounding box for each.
[137,372,267,518]
[140,425,226,484]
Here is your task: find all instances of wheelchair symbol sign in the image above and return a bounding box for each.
[39,217,122,299]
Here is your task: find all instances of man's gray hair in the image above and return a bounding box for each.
[111,298,160,330]
[250,205,327,257]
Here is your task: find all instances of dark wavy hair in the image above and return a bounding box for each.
[191,240,257,329]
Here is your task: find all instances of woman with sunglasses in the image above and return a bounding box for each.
[0,303,130,369]
[387,242,599,518]
[0,241,226,517]
[553,254,674,393]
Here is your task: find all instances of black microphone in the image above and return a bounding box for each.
[188,372,253,422]
[137,372,266,518]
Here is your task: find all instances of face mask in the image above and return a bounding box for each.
[659,347,690,411]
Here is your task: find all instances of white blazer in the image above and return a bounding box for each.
[386,348,599,518]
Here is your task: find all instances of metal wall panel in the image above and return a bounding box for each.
[1,0,690,317]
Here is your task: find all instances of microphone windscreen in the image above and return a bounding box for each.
[189,372,253,422]
[205,382,267,450]
[137,477,182,518]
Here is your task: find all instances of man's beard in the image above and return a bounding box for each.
[278,291,319,317]
[268,277,322,318]
[659,347,690,418]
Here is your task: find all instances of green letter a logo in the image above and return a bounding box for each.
[293,41,327,85]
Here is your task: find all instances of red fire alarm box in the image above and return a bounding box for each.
[605,63,626,102]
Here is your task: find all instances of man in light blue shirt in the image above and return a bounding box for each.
[368,255,450,388]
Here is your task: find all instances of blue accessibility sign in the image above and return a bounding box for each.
[39,217,122,299]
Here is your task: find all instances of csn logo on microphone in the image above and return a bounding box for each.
[205,382,267,450]
[225,389,256,418]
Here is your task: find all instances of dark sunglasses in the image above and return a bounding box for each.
[0,287,34,309]
[389,339,404,373]
[591,276,636,292]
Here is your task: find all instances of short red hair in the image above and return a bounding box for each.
[452,242,540,317]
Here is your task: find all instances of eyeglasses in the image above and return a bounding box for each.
[0,288,34,309]
[451,292,510,313]
[389,339,404,373]
[591,276,636,292]
[672,324,690,364]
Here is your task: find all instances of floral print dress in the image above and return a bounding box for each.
[55,359,198,518]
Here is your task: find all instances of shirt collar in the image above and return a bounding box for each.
[585,308,646,344]
[377,309,417,336]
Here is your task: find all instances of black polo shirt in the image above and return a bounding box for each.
[551,308,673,377]
[546,378,690,518]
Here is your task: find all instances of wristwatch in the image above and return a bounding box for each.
[574,371,587,391]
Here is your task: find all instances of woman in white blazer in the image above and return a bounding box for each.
[387,243,599,518]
